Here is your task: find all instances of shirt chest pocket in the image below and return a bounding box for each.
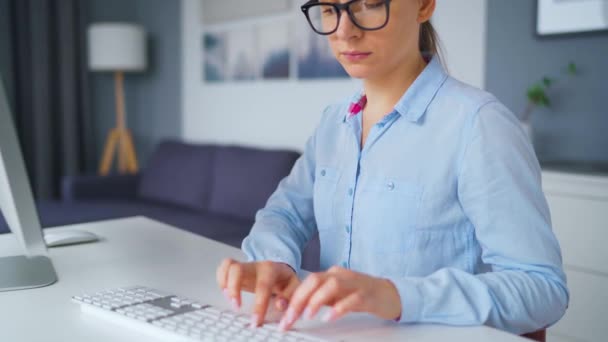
[313,166,340,230]
[354,177,423,252]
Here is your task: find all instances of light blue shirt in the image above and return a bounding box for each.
[242,56,569,334]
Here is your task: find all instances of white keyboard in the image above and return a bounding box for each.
[71,285,329,342]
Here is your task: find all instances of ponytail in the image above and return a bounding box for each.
[419,21,441,59]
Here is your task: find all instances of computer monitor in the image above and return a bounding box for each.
[0,77,57,292]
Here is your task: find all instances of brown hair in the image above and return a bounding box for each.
[419,21,441,58]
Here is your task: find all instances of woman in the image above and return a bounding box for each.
[216,0,569,336]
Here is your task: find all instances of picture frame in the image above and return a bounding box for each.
[537,0,608,36]
[201,0,350,82]
[201,0,291,25]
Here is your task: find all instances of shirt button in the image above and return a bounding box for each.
[387,181,395,191]
[348,188,354,196]
[345,225,350,233]
[320,170,326,177]
[341,262,347,268]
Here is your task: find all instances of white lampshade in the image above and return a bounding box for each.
[88,23,147,72]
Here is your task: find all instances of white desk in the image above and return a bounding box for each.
[0,217,527,341]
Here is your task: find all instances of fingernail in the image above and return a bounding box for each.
[231,298,240,311]
[285,307,296,324]
[249,314,259,328]
[277,298,288,311]
[321,309,336,322]
[278,317,288,331]
[223,288,230,301]
[303,307,313,320]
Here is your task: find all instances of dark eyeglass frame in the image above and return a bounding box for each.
[300,0,392,36]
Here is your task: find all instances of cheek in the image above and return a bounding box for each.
[381,25,420,62]
[327,37,341,58]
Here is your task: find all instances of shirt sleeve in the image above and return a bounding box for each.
[385,100,569,335]
[241,107,329,275]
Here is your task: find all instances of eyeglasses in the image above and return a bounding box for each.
[301,0,392,35]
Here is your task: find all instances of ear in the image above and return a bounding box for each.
[417,0,436,23]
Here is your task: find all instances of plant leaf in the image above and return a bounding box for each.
[527,84,549,106]
[568,62,577,75]
[541,95,550,107]
[542,77,554,87]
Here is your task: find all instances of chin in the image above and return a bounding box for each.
[341,64,372,79]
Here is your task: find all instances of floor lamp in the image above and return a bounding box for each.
[88,23,147,175]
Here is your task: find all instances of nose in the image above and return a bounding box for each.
[334,11,361,40]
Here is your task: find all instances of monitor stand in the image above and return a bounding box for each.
[0,255,57,292]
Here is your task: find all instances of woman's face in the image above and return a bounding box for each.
[325,0,435,80]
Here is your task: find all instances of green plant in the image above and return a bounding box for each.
[522,62,578,121]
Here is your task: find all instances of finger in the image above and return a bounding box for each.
[275,296,288,312]
[274,275,300,312]
[216,258,235,290]
[302,276,343,321]
[280,274,301,300]
[251,263,276,327]
[226,262,243,310]
[326,265,344,274]
[279,273,325,331]
[326,291,365,322]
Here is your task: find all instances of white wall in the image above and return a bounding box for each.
[433,0,487,89]
[181,0,487,152]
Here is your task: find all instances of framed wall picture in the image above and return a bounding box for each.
[201,0,291,25]
[296,14,348,79]
[537,0,608,36]
[201,0,350,82]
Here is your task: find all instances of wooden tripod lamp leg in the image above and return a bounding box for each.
[117,130,128,173]
[98,71,139,175]
[124,131,139,172]
[99,129,119,176]
[116,71,127,174]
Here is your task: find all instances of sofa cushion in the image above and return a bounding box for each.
[21,200,254,246]
[208,146,300,221]
[0,199,318,271]
[138,141,214,212]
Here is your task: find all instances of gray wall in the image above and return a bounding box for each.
[86,0,182,172]
[0,0,14,109]
[485,0,608,163]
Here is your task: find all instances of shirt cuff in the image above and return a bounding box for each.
[384,276,425,323]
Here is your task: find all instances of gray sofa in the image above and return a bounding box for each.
[0,140,320,271]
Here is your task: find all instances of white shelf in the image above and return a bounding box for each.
[542,170,608,200]
[541,170,608,342]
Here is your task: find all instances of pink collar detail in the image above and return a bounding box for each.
[347,95,367,118]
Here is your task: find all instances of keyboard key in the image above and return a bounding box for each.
[204,307,221,315]
[73,286,329,342]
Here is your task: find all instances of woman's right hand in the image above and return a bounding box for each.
[216,259,300,327]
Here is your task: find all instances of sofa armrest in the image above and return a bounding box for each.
[61,174,140,201]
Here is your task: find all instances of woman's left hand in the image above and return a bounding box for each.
[278,266,402,331]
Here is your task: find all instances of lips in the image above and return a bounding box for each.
[341,51,372,62]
